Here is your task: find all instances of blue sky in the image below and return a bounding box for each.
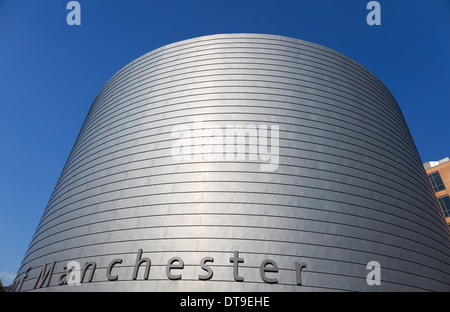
[0,0,449,286]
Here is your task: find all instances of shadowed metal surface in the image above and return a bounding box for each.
[12,34,450,291]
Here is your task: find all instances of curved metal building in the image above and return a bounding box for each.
[12,34,450,292]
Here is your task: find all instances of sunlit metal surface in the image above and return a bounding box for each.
[12,34,450,291]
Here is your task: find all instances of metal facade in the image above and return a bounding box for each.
[12,34,450,291]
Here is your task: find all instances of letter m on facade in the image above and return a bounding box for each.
[34,262,56,289]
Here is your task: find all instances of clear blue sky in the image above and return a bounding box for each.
[0,0,449,285]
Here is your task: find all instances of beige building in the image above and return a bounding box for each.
[424,157,450,225]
